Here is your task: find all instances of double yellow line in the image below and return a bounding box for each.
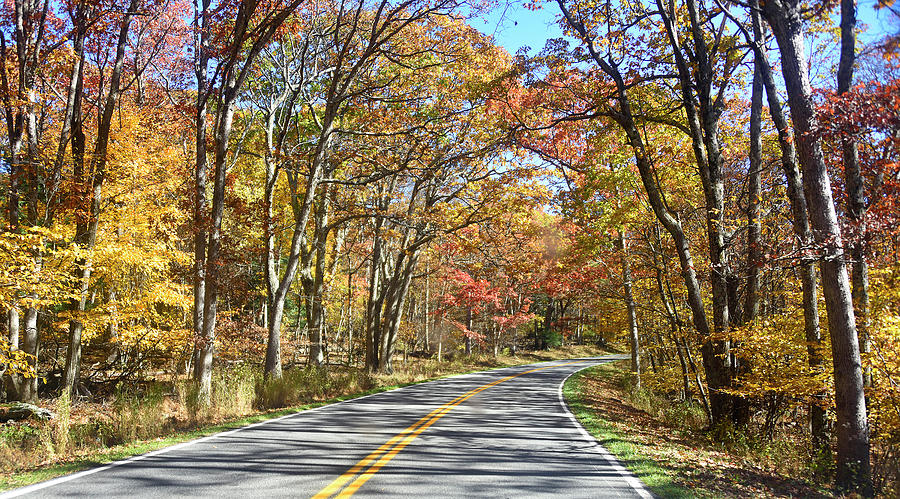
[312,360,587,498]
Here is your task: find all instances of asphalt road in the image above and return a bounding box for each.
[4,355,652,498]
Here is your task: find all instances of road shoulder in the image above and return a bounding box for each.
[563,361,833,498]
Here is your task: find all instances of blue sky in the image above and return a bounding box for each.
[470,0,896,56]
[469,2,564,56]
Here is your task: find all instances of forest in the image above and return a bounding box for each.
[1,0,898,494]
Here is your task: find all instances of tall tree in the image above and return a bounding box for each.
[191,0,305,401]
[63,0,143,396]
[837,0,871,387]
[553,0,746,426]
[618,231,640,387]
[1,0,51,403]
[719,0,830,456]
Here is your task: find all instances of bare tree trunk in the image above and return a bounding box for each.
[744,53,763,324]
[19,306,38,401]
[7,310,19,352]
[262,103,287,378]
[196,82,235,402]
[377,251,419,374]
[619,231,640,388]
[655,0,744,425]
[347,261,354,365]
[673,332,692,399]
[424,262,431,352]
[5,309,19,401]
[305,189,333,367]
[745,5,829,455]
[365,220,384,372]
[683,334,712,421]
[837,0,871,388]
[762,2,871,492]
[191,0,210,389]
[2,0,55,403]
[465,307,473,356]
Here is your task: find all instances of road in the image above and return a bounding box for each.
[4,355,652,498]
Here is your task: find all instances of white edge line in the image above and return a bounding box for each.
[2,358,594,498]
[558,362,655,499]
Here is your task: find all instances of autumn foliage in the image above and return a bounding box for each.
[0,0,899,494]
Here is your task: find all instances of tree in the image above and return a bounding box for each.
[191,0,305,402]
[552,0,743,426]
[63,0,144,397]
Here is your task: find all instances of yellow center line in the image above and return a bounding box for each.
[314,360,587,499]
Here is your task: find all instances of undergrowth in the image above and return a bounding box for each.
[619,374,818,480]
[566,361,838,498]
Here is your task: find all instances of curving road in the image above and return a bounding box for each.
[4,355,652,498]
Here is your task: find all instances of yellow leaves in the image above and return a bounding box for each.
[723,299,834,404]
[0,226,74,311]
[0,338,37,378]
[867,265,900,444]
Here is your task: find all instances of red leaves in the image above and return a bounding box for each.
[439,268,503,314]
[817,77,900,252]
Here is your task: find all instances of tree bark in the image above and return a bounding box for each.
[743,5,829,454]
[192,0,306,400]
[192,0,211,387]
[619,231,640,388]
[744,53,763,324]
[837,0,871,388]
[19,306,38,402]
[557,0,744,427]
[6,309,19,352]
[465,307,473,355]
[656,0,743,424]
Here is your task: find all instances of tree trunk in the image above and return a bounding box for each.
[837,0,871,388]
[347,263,354,364]
[555,2,739,425]
[424,262,431,352]
[191,5,210,391]
[619,232,640,388]
[305,189,333,367]
[365,220,384,372]
[19,306,38,402]
[762,3,872,492]
[196,87,234,402]
[656,0,743,424]
[377,251,419,374]
[465,307,473,356]
[191,0,304,400]
[7,309,19,352]
[746,5,829,455]
[673,332,692,399]
[744,54,763,323]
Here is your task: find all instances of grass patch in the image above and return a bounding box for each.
[563,361,833,498]
[564,365,692,498]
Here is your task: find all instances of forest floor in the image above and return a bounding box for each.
[564,361,839,498]
[0,344,605,491]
